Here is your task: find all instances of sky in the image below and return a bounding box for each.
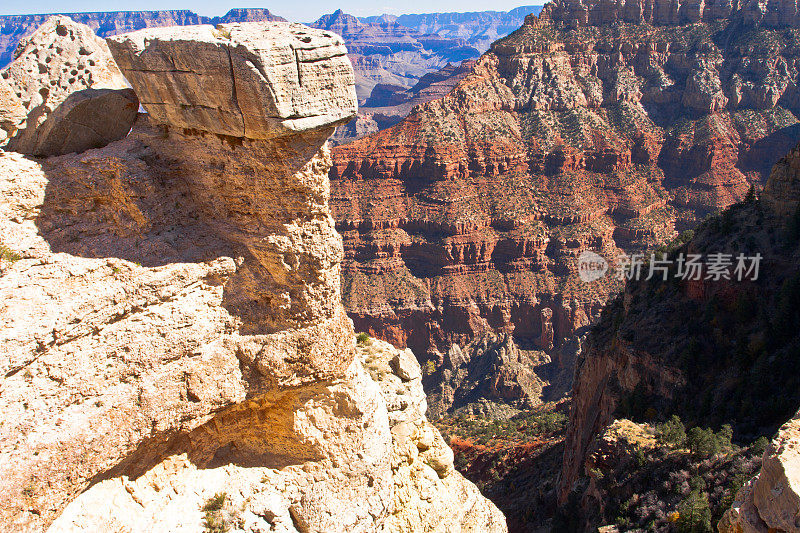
[0,1,541,23]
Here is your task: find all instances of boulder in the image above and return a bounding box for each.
[1,16,137,156]
[25,87,139,157]
[106,22,358,139]
[390,348,422,381]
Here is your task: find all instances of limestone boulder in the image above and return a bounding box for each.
[107,22,358,139]
[25,87,139,156]
[1,16,137,156]
[390,347,422,381]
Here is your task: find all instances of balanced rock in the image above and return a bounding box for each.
[0,16,138,156]
[107,22,358,139]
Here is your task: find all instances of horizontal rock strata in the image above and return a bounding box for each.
[329,0,800,413]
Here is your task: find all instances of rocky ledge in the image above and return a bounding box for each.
[0,19,505,532]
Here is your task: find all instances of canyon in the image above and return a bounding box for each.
[310,10,479,103]
[330,0,800,416]
[559,129,800,530]
[361,7,543,53]
[0,16,505,532]
[4,3,800,532]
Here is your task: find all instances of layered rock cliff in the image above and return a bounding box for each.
[310,10,480,103]
[361,7,544,53]
[559,134,800,524]
[0,20,505,532]
[330,0,800,415]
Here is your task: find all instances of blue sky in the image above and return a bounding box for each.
[0,1,540,23]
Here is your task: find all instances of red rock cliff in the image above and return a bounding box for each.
[330,0,800,397]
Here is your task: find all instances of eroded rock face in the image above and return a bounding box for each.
[426,333,568,420]
[0,21,505,533]
[0,16,138,156]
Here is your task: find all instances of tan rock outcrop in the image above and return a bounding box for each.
[106,22,357,139]
[0,21,505,533]
[719,409,800,532]
[0,77,25,143]
[0,16,138,156]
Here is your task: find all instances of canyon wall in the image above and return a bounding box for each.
[330,0,800,415]
[361,7,544,53]
[0,19,505,532]
[559,133,800,518]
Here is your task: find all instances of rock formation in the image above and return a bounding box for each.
[424,332,582,419]
[330,0,800,413]
[0,21,505,532]
[107,23,357,139]
[0,16,138,156]
[719,408,800,532]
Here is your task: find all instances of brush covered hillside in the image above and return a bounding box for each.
[330,0,800,415]
[559,137,800,531]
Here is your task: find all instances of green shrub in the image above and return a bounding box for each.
[423,359,437,375]
[676,490,713,533]
[751,436,769,457]
[202,493,228,533]
[656,415,687,447]
[356,332,370,345]
[0,244,21,263]
[686,425,733,458]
